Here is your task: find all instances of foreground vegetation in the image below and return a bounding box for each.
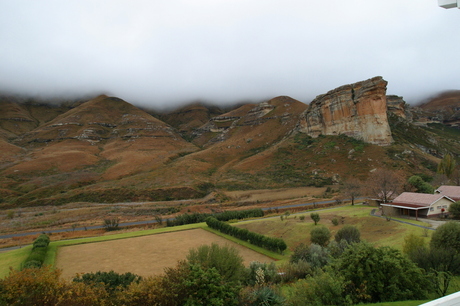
[1,205,459,305]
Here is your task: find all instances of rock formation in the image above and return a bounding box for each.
[387,95,413,121]
[297,76,393,146]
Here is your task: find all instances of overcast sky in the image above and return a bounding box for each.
[0,0,459,109]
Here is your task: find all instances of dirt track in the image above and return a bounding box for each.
[56,228,274,279]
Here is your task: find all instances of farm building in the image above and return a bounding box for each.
[380,192,455,220]
[436,185,460,201]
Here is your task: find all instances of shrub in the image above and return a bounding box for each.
[331,218,339,226]
[0,266,109,305]
[186,243,245,284]
[402,233,426,256]
[103,218,120,231]
[310,226,331,247]
[334,242,430,303]
[245,261,278,286]
[286,270,350,306]
[239,286,285,306]
[205,217,287,253]
[23,234,51,269]
[278,260,313,283]
[431,221,460,253]
[334,225,360,244]
[73,270,142,293]
[448,201,460,219]
[299,215,305,221]
[290,243,330,269]
[310,213,320,225]
[408,175,435,194]
[409,246,460,297]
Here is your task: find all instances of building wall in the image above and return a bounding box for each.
[427,198,453,217]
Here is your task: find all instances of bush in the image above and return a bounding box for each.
[103,218,120,231]
[331,218,339,226]
[278,260,313,283]
[449,201,460,219]
[286,270,351,306]
[334,242,430,303]
[408,175,434,194]
[0,266,109,305]
[23,234,50,269]
[310,213,320,225]
[73,270,142,293]
[167,209,264,227]
[290,243,330,269]
[310,226,331,247]
[239,286,285,306]
[402,233,426,256]
[205,217,287,253]
[245,261,278,286]
[186,243,245,284]
[334,225,360,244]
[409,246,460,297]
[431,221,460,253]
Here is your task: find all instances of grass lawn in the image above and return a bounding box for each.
[237,205,433,254]
[0,246,32,278]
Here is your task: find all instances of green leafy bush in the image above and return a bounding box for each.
[310,213,320,225]
[73,270,141,293]
[431,221,460,253]
[310,226,331,247]
[23,234,50,269]
[205,217,287,253]
[334,225,360,244]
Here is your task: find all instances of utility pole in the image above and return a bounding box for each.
[438,0,460,9]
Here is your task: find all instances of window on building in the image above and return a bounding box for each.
[430,207,434,211]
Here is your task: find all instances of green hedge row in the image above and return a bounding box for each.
[23,234,50,269]
[166,209,264,227]
[205,217,287,254]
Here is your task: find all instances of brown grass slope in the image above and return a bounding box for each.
[0,91,459,208]
[0,95,201,206]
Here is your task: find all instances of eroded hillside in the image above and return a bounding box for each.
[0,77,458,207]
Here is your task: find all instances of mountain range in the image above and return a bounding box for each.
[0,76,459,207]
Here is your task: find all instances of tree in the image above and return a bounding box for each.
[334,242,430,303]
[310,226,331,247]
[407,175,435,194]
[342,178,362,205]
[367,169,403,203]
[438,153,457,180]
[186,243,245,284]
[402,233,426,256]
[103,218,120,231]
[409,247,460,297]
[448,201,460,219]
[334,225,360,244]
[431,221,460,253]
[310,213,320,225]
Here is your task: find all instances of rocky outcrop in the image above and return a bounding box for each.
[387,95,413,121]
[297,76,393,146]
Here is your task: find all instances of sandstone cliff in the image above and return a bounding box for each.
[387,95,413,121]
[297,76,393,146]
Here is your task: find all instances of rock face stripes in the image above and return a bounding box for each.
[297,76,393,146]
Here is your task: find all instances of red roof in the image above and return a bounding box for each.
[436,185,460,201]
[391,192,452,208]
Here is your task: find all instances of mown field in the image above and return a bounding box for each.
[55,228,275,279]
